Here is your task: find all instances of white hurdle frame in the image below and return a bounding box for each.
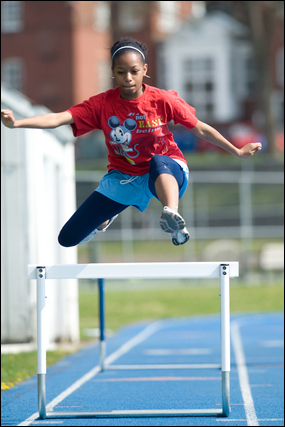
[28,262,238,419]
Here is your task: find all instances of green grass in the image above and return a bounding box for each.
[2,281,283,391]
[1,350,73,391]
[79,281,284,334]
[78,237,284,264]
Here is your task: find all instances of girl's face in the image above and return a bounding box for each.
[112,52,148,100]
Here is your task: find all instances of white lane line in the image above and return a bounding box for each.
[260,340,284,347]
[217,419,284,422]
[231,320,259,427]
[18,321,162,426]
[144,348,212,355]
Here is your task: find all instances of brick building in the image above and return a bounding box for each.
[1,1,111,112]
[109,1,193,89]
[1,1,193,112]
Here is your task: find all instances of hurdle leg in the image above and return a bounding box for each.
[220,264,230,416]
[37,267,47,419]
[98,278,106,371]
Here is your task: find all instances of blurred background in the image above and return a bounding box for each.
[1,1,284,347]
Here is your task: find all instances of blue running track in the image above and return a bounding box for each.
[1,312,284,426]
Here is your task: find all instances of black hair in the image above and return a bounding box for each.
[110,37,148,68]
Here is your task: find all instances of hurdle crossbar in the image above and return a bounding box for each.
[28,262,238,419]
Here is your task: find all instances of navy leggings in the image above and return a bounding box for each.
[148,154,185,198]
[58,155,185,247]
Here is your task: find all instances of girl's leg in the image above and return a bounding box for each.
[58,192,128,247]
[148,155,189,245]
[148,154,185,207]
[153,174,179,211]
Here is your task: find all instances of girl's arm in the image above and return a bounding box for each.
[1,109,74,129]
[191,120,262,158]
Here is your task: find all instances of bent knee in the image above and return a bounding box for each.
[149,154,173,181]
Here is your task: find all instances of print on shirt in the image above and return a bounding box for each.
[108,114,166,165]
[108,116,140,165]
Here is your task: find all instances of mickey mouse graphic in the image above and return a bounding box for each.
[108,116,140,163]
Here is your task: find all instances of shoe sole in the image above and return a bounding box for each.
[160,211,186,233]
[172,230,190,246]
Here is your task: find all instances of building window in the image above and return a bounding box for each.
[97,60,111,92]
[94,1,110,31]
[244,56,256,95]
[37,29,58,61]
[157,1,180,33]
[183,57,215,120]
[1,1,23,33]
[118,2,144,32]
[276,48,284,88]
[233,46,255,99]
[2,58,24,92]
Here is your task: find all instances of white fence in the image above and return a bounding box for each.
[76,169,284,270]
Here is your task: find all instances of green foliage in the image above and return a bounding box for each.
[1,350,72,391]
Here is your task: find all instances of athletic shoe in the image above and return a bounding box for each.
[171,228,190,246]
[160,206,189,245]
[79,215,118,244]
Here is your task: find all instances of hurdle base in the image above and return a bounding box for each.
[99,341,106,372]
[38,374,46,419]
[44,408,225,419]
[39,369,230,419]
[106,363,221,370]
[222,371,230,416]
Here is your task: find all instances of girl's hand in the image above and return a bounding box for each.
[1,109,16,128]
[238,142,262,158]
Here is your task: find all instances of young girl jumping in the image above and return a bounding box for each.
[1,37,262,247]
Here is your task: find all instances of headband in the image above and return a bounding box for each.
[112,46,145,61]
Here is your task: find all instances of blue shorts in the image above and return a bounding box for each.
[95,155,189,212]
[58,155,189,246]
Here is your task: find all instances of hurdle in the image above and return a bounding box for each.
[28,262,238,419]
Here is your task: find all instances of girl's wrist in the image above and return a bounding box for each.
[13,119,27,128]
[233,147,242,158]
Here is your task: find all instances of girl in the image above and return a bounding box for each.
[1,37,262,247]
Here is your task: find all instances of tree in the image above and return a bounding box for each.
[245,1,282,155]
[207,1,284,155]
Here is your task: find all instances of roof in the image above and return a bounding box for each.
[167,11,249,43]
[1,82,74,144]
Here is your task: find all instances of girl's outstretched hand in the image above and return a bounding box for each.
[1,109,16,128]
[238,142,262,158]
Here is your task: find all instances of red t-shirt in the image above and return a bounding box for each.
[68,84,198,175]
